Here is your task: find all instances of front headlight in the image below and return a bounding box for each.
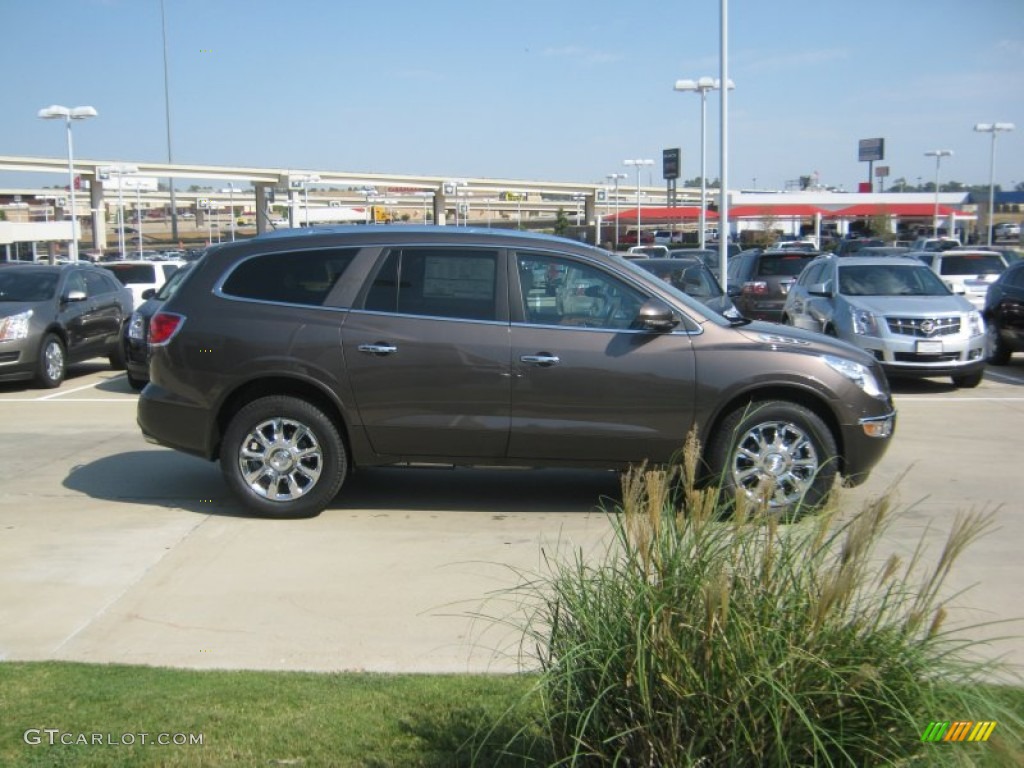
[967,310,984,338]
[0,309,33,341]
[850,307,880,336]
[823,354,885,399]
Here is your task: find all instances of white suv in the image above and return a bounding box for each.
[100,260,187,308]
[912,249,1007,309]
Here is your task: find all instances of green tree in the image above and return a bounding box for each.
[553,207,570,236]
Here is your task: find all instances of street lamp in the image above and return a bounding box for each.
[924,150,953,237]
[606,172,626,247]
[674,77,734,249]
[38,104,98,262]
[974,122,1015,246]
[623,159,653,243]
[99,164,139,259]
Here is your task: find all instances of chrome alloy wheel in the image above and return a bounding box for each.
[730,420,820,508]
[44,340,64,383]
[238,417,323,502]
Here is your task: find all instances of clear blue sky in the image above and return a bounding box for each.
[2,0,1022,192]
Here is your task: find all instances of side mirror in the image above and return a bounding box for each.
[633,298,679,332]
[142,288,157,300]
[63,289,87,303]
[726,284,742,297]
[808,281,832,297]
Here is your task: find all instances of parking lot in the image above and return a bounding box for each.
[0,360,1022,678]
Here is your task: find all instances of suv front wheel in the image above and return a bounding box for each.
[708,401,838,516]
[220,395,347,518]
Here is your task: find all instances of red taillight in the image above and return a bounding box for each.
[742,281,769,295]
[149,312,185,345]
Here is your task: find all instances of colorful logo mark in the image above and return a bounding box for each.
[921,721,997,742]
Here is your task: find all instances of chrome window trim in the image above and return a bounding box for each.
[348,308,508,327]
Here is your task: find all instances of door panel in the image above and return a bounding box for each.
[343,246,511,458]
[508,252,697,463]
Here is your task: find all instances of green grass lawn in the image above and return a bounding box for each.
[2,662,1021,766]
[0,662,547,767]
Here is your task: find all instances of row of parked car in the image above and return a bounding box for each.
[659,241,1021,389]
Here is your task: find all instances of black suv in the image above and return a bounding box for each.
[138,227,896,518]
[726,249,819,322]
[984,259,1024,365]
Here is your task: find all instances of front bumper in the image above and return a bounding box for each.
[846,330,986,378]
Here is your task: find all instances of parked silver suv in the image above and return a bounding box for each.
[138,228,896,518]
[782,255,986,388]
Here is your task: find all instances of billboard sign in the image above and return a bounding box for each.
[858,138,885,162]
[662,148,680,180]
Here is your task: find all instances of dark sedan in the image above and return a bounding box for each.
[0,263,133,387]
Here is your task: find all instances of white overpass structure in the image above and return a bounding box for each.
[0,154,973,257]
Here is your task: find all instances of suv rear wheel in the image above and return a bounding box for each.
[708,401,838,515]
[220,396,347,518]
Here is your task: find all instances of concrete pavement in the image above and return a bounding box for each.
[0,360,1021,677]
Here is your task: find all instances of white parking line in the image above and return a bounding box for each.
[984,369,1024,384]
[36,379,108,400]
[0,398,132,403]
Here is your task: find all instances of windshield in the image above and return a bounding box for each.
[0,270,58,302]
[101,263,157,284]
[938,253,1006,276]
[838,264,950,296]
[616,254,735,325]
[637,261,723,299]
[756,253,814,277]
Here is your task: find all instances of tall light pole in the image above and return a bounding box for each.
[624,159,653,243]
[924,150,953,237]
[160,0,179,241]
[974,122,1015,246]
[675,76,734,249]
[227,182,236,241]
[606,173,626,247]
[38,105,97,262]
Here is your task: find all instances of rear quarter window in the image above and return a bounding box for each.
[220,248,359,306]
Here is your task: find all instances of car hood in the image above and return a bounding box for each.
[0,300,51,319]
[843,294,974,315]
[736,320,874,364]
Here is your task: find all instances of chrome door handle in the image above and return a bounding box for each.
[520,354,560,366]
[358,343,397,356]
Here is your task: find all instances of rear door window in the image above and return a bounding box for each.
[364,248,499,321]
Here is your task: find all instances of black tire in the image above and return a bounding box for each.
[34,334,66,389]
[952,370,984,389]
[108,336,127,371]
[126,372,147,391]
[986,325,1011,366]
[220,396,347,518]
[707,401,838,516]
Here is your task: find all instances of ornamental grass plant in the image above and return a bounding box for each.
[516,433,1022,767]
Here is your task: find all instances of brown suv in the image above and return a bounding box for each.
[137,227,896,518]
